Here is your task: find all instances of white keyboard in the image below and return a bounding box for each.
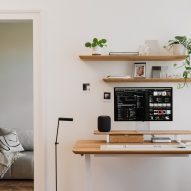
[100,144,191,151]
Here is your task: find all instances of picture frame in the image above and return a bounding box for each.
[134,62,146,78]
[104,92,111,100]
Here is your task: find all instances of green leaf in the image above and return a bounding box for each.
[183,71,188,78]
[100,39,107,43]
[85,42,91,48]
[93,38,98,44]
[185,59,190,65]
[92,42,97,47]
[175,36,187,42]
[185,66,191,70]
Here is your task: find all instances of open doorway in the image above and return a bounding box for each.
[0,21,34,190]
[0,12,44,191]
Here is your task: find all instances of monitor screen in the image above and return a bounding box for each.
[114,87,173,121]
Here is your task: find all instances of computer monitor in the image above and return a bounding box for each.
[114,87,173,121]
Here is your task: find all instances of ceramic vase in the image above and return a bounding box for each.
[173,44,186,55]
[92,46,101,55]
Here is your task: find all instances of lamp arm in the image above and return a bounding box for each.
[55,120,60,144]
[55,117,73,144]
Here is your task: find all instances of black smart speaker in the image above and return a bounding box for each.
[98,116,111,132]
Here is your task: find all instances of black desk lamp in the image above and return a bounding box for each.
[55,117,73,191]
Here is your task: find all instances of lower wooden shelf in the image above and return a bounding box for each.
[94,130,191,135]
[94,130,191,144]
[103,77,191,83]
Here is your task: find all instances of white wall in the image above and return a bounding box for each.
[0,23,33,131]
[0,0,191,191]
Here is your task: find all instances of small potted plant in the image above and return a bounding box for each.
[85,37,107,55]
[164,37,186,56]
[164,36,191,88]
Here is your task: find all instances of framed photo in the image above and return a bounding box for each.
[134,63,146,78]
[83,83,90,91]
[104,92,111,100]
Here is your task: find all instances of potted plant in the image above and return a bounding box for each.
[164,37,186,56]
[85,37,107,55]
[164,36,191,88]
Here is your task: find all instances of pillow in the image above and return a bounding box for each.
[0,131,24,153]
[0,127,12,136]
[16,129,33,151]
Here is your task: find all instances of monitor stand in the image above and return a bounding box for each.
[135,121,150,132]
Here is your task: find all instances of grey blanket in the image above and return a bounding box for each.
[0,151,20,178]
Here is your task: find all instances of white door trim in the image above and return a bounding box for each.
[0,10,45,191]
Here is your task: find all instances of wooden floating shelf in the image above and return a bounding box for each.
[103,77,191,83]
[79,55,186,61]
[94,130,191,135]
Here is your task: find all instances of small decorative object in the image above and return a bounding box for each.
[166,73,181,79]
[164,36,191,88]
[145,40,160,55]
[138,44,150,56]
[134,63,146,78]
[109,51,139,55]
[161,66,168,78]
[85,37,107,55]
[152,66,161,78]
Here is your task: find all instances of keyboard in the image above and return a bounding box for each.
[100,144,191,151]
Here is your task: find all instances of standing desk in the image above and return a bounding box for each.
[73,140,191,191]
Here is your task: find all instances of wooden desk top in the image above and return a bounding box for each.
[73,140,191,155]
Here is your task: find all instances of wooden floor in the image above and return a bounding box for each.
[0,180,34,191]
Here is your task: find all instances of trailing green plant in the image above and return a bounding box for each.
[164,36,191,88]
[85,38,107,48]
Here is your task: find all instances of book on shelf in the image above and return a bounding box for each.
[107,75,131,79]
[151,137,171,143]
[109,52,139,55]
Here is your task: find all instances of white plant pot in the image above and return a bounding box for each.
[92,47,101,55]
[173,44,186,55]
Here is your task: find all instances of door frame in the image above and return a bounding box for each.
[0,10,45,191]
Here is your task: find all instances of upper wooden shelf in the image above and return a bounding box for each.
[103,77,191,83]
[79,55,186,61]
[94,130,191,135]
